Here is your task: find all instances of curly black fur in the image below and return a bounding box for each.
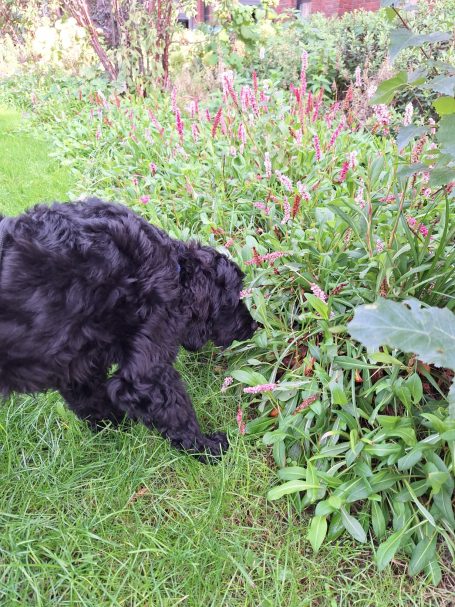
[0,199,257,460]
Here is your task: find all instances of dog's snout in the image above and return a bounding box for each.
[251,321,259,333]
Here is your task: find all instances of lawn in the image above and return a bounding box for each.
[0,108,451,606]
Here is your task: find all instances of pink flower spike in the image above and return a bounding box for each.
[96,127,102,140]
[224,238,234,248]
[338,161,350,182]
[149,162,157,174]
[355,66,362,87]
[171,86,177,114]
[253,201,270,215]
[310,283,327,302]
[281,197,291,225]
[355,180,366,209]
[252,70,258,94]
[374,104,390,127]
[211,107,222,138]
[264,152,272,179]
[222,71,238,105]
[275,170,293,193]
[191,123,200,142]
[297,181,311,201]
[348,151,358,170]
[243,383,277,394]
[175,108,184,142]
[238,123,247,146]
[221,376,233,392]
[240,288,253,299]
[313,134,322,161]
[403,102,413,127]
[376,238,384,253]
[419,224,429,238]
[140,195,150,204]
[245,251,285,266]
[236,408,246,435]
[328,117,345,149]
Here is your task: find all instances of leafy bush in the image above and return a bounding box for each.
[1,18,454,579]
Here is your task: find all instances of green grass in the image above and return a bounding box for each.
[0,106,73,216]
[0,108,451,606]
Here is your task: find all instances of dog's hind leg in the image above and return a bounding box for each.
[107,364,229,461]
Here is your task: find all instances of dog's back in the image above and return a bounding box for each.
[0,199,180,395]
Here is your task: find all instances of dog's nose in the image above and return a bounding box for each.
[251,321,259,333]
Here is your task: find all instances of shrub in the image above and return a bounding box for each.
[1,25,454,579]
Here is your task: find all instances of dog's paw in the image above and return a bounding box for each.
[197,432,229,463]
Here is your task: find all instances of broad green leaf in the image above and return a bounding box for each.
[348,298,455,370]
[437,114,455,157]
[327,511,345,541]
[277,466,307,481]
[433,488,455,525]
[376,527,409,571]
[341,508,367,543]
[423,75,455,96]
[389,29,452,62]
[370,71,407,105]
[306,293,329,319]
[425,559,442,585]
[230,369,268,386]
[396,125,428,151]
[369,352,404,366]
[306,462,320,503]
[267,480,320,501]
[307,515,327,553]
[408,536,437,576]
[433,96,455,117]
[397,449,422,471]
[429,163,455,187]
[371,501,386,539]
[406,373,423,404]
[397,162,428,180]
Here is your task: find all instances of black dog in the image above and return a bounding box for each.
[0,199,257,459]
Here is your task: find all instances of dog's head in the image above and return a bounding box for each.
[179,243,258,352]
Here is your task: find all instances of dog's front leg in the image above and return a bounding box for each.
[107,363,228,461]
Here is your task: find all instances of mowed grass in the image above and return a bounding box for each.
[0,108,449,606]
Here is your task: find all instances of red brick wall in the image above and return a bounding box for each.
[338,0,380,14]
[194,0,380,23]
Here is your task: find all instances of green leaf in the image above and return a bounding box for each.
[433,488,455,525]
[429,163,455,187]
[425,559,442,586]
[397,449,422,471]
[396,125,428,151]
[369,352,404,366]
[423,75,455,96]
[348,298,455,370]
[433,96,455,117]
[408,536,437,576]
[231,369,268,386]
[277,466,307,481]
[267,480,320,501]
[376,527,408,571]
[437,114,455,157]
[389,29,452,62]
[307,515,328,553]
[406,373,423,404]
[370,72,407,105]
[306,293,329,320]
[327,511,345,541]
[371,501,387,539]
[341,508,367,543]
